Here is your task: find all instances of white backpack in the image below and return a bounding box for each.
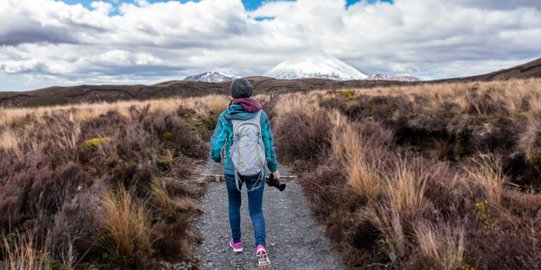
[230,111,266,192]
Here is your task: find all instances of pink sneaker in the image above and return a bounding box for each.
[256,244,271,269]
[229,239,243,253]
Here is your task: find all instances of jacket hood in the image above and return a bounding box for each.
[232,98,262,113]
[223,104,258,120]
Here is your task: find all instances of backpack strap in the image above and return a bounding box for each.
[235,166,265,192]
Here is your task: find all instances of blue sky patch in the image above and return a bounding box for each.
[60,0,394,12]
[346,0,394,8]
[254,16,276,21]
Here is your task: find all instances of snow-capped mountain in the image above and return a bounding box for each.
[264,55,368,80]
[184,71,239,82]
[367,73,421,82]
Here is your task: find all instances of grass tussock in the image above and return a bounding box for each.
[100,187,152,260]
[412,222,465,270]
[466,154,506,204]
[359,203,405,263]
[2,231,50,270]
[384,158,429,214]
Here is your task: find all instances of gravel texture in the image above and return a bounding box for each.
[194,161,344,270]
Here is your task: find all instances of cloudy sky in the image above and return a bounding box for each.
[0,0,540,91]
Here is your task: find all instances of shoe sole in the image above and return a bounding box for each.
[229,242,243,253]
[257,252,271,269]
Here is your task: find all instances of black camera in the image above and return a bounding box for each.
[266,173,286,191]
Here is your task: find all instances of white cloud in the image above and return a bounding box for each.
[0,0,540,90]
[91,1,114,15]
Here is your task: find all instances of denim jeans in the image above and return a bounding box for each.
[224,173,266,247]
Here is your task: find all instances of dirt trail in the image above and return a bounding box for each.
[194,160,344,270]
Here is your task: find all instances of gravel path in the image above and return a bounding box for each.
[194,160,344,270]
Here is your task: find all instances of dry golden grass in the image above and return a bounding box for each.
[414,222,465,270]
[0,95,229,154]
[384,159,428,214]
[1,231,50,270]
[517,121,541,161]
[347,157,383,202]
[150,179,174,215]
[0,95,229,127]
[0,129,19,152]
[317,78,541,116]
[331,116,384,201]
[466,155,506,204]
[274,92,323,117]
[100,187,152,258]
[359,203,405,263]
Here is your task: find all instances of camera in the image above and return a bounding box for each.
[266,173,286,191]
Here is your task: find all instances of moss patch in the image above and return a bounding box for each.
[80,137,110,153]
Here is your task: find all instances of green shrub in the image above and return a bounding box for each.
[156,158,172,172]
[193,115,216,135]
[80,137,110,153]
[339,90,355,101]
[162,131,173,141]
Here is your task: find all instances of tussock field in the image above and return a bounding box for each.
[270,78,541,269]
[0,96,228,269]
[2,79,541,269]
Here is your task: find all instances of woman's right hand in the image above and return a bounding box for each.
[272,171,281,180]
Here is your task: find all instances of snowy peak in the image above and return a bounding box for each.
[264,55,368,80]
[184,71,239,82]
[367,73,421,82]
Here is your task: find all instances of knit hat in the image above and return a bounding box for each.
[230,78,253,98]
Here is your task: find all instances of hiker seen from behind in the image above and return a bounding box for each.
[210,78,279,269]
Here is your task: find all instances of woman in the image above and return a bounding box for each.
[210,78,280,269]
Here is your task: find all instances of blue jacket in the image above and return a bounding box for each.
[210,104,278,175]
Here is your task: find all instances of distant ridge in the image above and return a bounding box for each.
[0,77,415,107]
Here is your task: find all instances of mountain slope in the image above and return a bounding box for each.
[474,57,541,80]
[264,55,368,80]
[436,57,541,82]
[367,73,421,82]
[184,71,239,82]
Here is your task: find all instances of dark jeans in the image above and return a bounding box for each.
[224,173,266,247]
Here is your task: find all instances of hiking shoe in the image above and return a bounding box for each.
[229,239,243,253]
[256,244,271,269]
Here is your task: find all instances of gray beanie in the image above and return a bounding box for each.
[230,78,253,98]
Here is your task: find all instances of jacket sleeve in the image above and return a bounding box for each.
[210,115,230,163]
[260,111,278,173]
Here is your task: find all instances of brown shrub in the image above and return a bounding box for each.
[465,210,541,270]
[46,180,107,265]
[298,163,372,267]
[274,109,332,168]
[151,215,195,263]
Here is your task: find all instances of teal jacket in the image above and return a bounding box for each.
[210,104,278,175]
